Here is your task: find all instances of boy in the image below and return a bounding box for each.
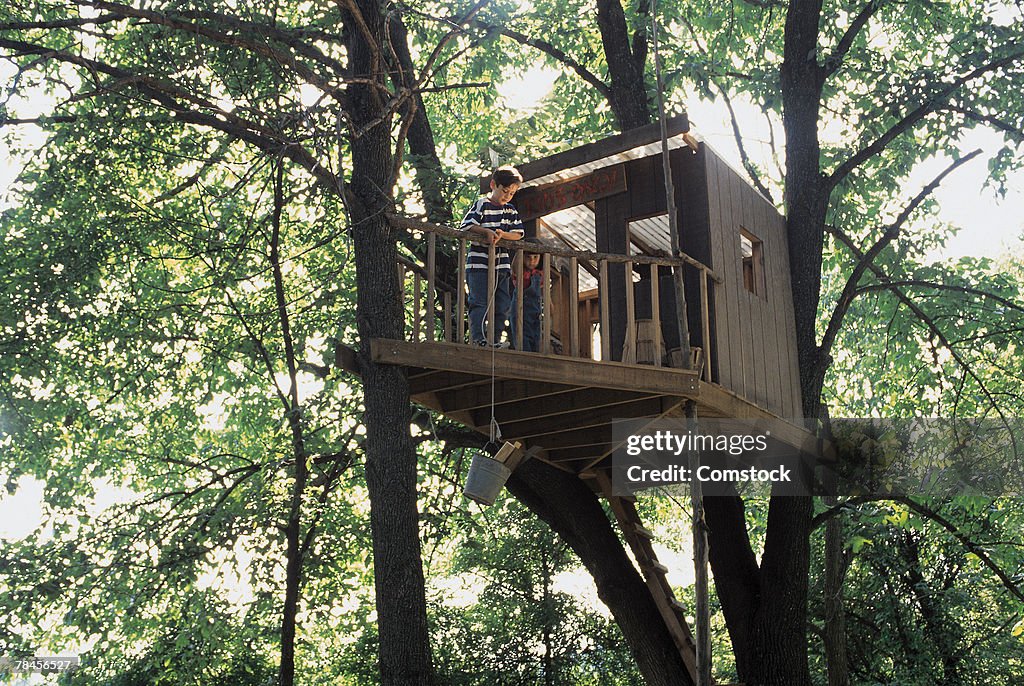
[460,165,524,346]
[511,241,543,352]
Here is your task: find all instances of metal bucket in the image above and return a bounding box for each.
[463,452,512,506]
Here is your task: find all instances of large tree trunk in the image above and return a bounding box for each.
[507,459,694,686]
[596,0,652,130]
[345,2,433,684]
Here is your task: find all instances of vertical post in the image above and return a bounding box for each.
[514,249,524,350]
[398,263,407,339]
[700,267,712,381]
[623,260,636,364]
[443,291,452,342]
[457,239,466,344]
[599,259,611,361]
[426,232,436,341]
[541,251,552,354]
[686,399,710,686]
[487,241,496,345]
[568,256,579,358]
[413,273,421,342]
[651,263,661,367]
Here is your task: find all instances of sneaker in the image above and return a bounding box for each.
[493,341,511,350]
[472,339,488,347]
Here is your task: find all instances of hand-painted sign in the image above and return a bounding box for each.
[514,165,626,221]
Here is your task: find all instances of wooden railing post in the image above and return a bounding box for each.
[700,266,712,381]
[541,252,552,354]
[651,264,661,367]
[514,248,524,350]
[457,239,466,344]
[487,241,496,345]
[568,256,579,358]
[426,232,436,341]
[599,259,611,361]
[623,260,636,364]
[413,272,421,342]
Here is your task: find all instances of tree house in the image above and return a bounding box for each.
[379,115,809,459]
[374,115,815,684]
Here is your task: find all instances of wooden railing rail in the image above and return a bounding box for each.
[391,213,715,380]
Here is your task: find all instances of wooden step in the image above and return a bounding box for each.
[633,523,655,540]
[645,560,669,575]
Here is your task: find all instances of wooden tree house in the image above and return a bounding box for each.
[375,115,820,684]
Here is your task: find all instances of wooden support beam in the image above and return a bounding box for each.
[484,395,675,440]
[473,387,657,426]
[514,113,690,183]
[530,425,612,451]
[371,340,701,397]
[438,379,581,413]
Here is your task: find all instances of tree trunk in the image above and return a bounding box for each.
[823,502,851,686]
[596,0,652,130]
[345,2,433,684]
[507,459,694,686]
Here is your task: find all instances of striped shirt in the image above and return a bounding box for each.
[460,198,525,270]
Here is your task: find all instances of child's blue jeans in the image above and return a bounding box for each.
[467,269,511,344]
[511,272,542,352]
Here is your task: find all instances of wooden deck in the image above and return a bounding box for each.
[372,338,826,472]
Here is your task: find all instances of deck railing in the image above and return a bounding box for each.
[389,215,720,380]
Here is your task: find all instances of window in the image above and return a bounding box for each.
[740,229,765,297]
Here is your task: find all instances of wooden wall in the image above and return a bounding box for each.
[702,146,803,418]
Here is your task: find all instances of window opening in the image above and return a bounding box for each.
[740,228,766,297]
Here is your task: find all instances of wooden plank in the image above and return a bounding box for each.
[515,165,626,221]
[487,242,496,345]
[514,249,524,350]
[724,156,747,396]
[457,239,466,343]
[514,114,690,184]
[413,273,421,341]
[569,257,579,357]
[541,252,552,354]
[371,339,701,397]
[579,397,688,470]
[446,384,630,415]
[623,261,636,364]
[747,186,771,411]
[758,194,784,416]
[532,424,612,450]
[426,232,436,341]
[650,264,661,367]
[699,268,711,381]
[599,259,611,361]
[545,445,607,464]
[488,395,675,439]
[408,370,489,395]
[716,153,744,396]
[704,152,728,387]
[733,170,754,401]
[443,291,452,342]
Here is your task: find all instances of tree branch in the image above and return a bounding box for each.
[827,223,1014,427]
[827,48,1024,190]
[812,495,1024,604]
[945,104,1024,144]
[468,19,611,99]
[716,82,775,202]
[817,150,981,369]
[854,280,1024,316]
[823,0,885,78]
